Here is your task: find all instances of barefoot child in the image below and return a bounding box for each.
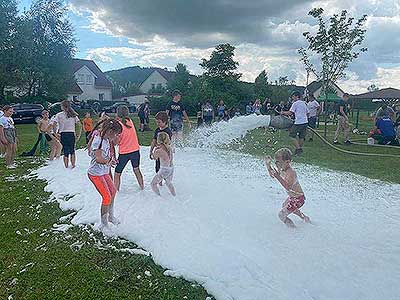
[151,132,176,196]
[150,111,172,184]
[265,148,310,228]
[87,119,122,228]
[0,105,17,168]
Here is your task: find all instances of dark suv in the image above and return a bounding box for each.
[12,103,44,124]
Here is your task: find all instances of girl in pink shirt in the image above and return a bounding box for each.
[114,105,144,191]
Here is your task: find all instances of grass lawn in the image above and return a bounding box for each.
[1,112,398,299]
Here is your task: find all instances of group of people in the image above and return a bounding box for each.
[369,103,400,145]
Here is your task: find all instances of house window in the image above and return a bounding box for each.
[151,84,155,90]
[86,75,93,85]
[76,74,85,84]
[99,93,104,101]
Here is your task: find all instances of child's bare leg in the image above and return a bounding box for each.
[100,204,109,227]
[165,179,176,196]
[151,175,162,196]
[278,208,296,228]
[133,167,144,190]
[293,209,310,223]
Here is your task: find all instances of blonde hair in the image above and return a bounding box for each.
[61,100,78,118]
[274,148,292,161]
[157,132,172,155]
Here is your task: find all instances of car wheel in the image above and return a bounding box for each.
[92,102,101,112]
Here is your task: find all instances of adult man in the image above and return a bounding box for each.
[306,95,321,141]
[165,90,191,145]
[333,93,351,145]
[375,116,397,145]
[375,103,395,121]
[281,91,309,155]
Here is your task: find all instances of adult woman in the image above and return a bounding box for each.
[54,100,82,168]
[114,105,144,191]
[0,105,17,168]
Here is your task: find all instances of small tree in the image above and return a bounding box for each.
[298,8,367,136]
[167,63,191,95]
[367,84,379,92]
[254,70,272,100]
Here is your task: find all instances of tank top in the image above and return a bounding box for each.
[118,119,140,154]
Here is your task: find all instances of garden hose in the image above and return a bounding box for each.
[308,127,400,158]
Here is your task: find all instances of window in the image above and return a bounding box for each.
[151,84,155,89]
[77,74,85,84]
[99,93,104,101]
[86,75,93,85]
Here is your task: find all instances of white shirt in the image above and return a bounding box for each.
[289,100,309,125]
[55,112,79,133]
[307,100,320,118]
[0,116,15,129]
[88,135,111,176]
[0,110,4,118]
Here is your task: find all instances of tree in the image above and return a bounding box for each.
[20,0,76,99]
[167,63,191,95]
[254,70,272,100]
[298,8,367,136]
[367,84,379,92]
[199,43,242,109]
[0,0,20,101]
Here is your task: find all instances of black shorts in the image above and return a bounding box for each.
[289,123,308,139]
[60,132,76,156]
[155,158,161,173]
[204,116,213,125]
[85,131,92,144]
[308,116,317,129]
[115,150,140,173]
[43,133,52,142]
[139,114,145,124]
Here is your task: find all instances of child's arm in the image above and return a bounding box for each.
[152,148,161,160]
[94,149,111,165]
[149,139,156,159]
[264,156,276,178]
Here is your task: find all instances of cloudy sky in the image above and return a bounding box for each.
[19,0,400,93]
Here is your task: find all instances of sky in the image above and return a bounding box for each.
[18,0,400,94]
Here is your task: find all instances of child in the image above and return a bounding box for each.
[87,119,122,229]
[265,148,310,228]
[0,105,17,168]
[151,132,176,196]
[114,105,144,191]
[38,110,62,160]
[150,111,172,178]
[83,112,94,144]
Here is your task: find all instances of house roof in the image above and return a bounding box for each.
[72,58,112,88]
[351,88,400,100]
[70,82,83,94]
[305,80,345,94]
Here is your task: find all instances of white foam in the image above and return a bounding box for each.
[186,114,270,148]
[35,147,400,300]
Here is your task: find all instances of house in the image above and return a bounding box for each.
[67,59,113,102]
[304,81,345,99]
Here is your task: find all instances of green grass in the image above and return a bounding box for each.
[1,112,398,299]
[0,116,211,300]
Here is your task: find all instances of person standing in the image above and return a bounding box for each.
[281,91,309,155]
[253,99,262,115]
[83,112,94,144]
[217,100,226,121]
[333,93,351,145]
[246,101,254,115]
[202,100,214,126]
[0,105,17,168]
[114,105,144,191]
[54,100,82,168]
[165,90,191,145]
[306,95,321,141]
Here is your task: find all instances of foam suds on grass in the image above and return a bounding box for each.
[35,115,400,300]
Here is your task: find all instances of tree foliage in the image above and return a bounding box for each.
[0,0,76,103]
[254,70,272,100]
[166,63,191,95]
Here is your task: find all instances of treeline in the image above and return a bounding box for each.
[148,44,299,115]
[0,0,75,104]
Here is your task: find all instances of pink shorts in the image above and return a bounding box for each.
[283,195,305,213]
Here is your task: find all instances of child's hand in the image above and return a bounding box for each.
[149,152,154,160]
[265,156,272,165]
[110,157,118,167]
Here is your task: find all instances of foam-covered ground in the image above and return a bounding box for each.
[35,115,400,300]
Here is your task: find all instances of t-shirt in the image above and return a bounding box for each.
[153,127,172,140]
[307,100,320,117]
[167,101,186,124]
[55,112,79,133]
[0,116,15,129]
[289,100,309,125]
[118,119,140,154]
[83,118,94,132]
[336,99,349,116]
[0,111,4,118]
[376,118,396,137]
[202,104,214,117]
[88,135,111,176]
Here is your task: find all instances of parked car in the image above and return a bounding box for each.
[102,102,136,113]
[12,103,44,124]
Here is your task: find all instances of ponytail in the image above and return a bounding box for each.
[116,105,132,128]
